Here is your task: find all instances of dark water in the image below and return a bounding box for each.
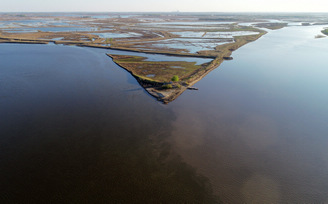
[1,25,328,203]
[0,44,217,203]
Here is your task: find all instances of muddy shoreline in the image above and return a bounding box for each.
[0,36,217,58]
[107,33,266,104]
[0,31,265,104]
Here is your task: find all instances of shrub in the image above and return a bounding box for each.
[162,84,173,89]
[171,75,179,82]
[105,38,110,45]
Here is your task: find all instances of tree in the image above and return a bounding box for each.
[171,75,179,82]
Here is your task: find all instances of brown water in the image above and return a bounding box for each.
[1,25,328,203]
[0,44,217,203]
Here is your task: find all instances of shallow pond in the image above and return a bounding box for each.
[172,31,260,38]
[90,32,141,38]
[138,38,231,53]
[145,21,235,25]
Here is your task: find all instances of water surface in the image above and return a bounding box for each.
[0,43,217,203]
[1,25,328,203]
[167,25,328,203]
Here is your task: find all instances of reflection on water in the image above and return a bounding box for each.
[4,26,95,32]
[168,25,328,203]
[241,174,281,203]
[0,44,217,203]
[90,32,141,38]
[1,24,328,203]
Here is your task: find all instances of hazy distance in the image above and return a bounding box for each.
[1,0,328,12]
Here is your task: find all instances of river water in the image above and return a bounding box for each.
[0,25,328,203]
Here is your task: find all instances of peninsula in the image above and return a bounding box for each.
[107,33,265,103]
[1,12,301,103]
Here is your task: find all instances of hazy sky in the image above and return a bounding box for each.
[1,0,328,12]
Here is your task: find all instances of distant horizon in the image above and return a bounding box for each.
[1,11,328,14]
[1,0,328,13]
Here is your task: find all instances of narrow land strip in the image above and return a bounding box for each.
[108,32,266,103]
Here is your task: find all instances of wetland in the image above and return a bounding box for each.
[1,12,328,203]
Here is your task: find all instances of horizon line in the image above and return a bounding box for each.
[1,11,328,13]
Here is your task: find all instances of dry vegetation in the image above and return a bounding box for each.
[107,55,208,83]
[107,32,266,103]
[254,23,288,30]
[0,13,288,103]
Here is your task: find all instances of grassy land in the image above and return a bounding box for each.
[108,32,266,103]
[0,14,267,103]
[0,28,265,104]
[197,33,266,58]
[108,54,209,83]
[254,23,288,30]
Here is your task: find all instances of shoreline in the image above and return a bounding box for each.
[0,36,217,59]
[0,32,266,104]
[107,33,266,104]
[107,53,190,104]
